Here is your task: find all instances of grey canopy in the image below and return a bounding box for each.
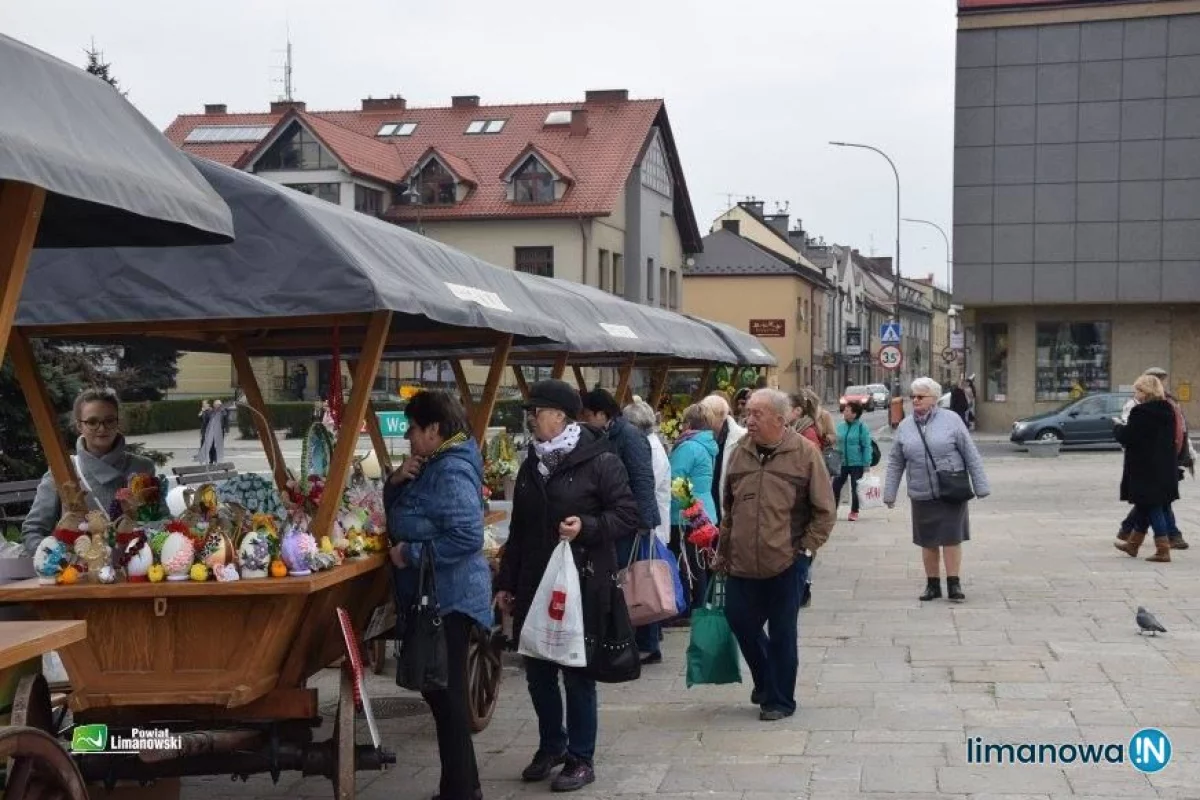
[687,316,778,366]
[0,34,233,247]
[17,156,566,350]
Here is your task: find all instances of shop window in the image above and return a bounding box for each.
[983,323,1009,402]
[1035,322,1111,402]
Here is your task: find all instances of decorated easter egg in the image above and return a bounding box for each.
[124,540,154,582]
[237,531,271,579]
[201,529,235,570]
[280,529,318,577]
[160,532,195,581]
[33,537,68,585]
[97,565,117,584]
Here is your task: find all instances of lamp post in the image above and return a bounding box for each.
[830,142,901,325]
[903,217,951,292]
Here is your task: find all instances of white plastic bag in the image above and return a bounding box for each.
[518,541,586,667]
[856,473,884,511]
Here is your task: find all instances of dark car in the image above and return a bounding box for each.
[1009,392,1132,445]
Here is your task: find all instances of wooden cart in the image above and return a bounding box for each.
[0,620,89,799]
[0,556,392,799]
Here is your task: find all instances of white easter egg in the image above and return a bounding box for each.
[159,532,195,577]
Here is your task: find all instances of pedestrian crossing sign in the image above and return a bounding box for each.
[880,321,902,344]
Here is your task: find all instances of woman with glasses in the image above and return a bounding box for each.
[21,388,157,554]
[883,377,990,602]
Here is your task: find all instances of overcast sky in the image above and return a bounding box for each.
[2,0,957,285]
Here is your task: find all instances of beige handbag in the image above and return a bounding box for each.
[620,532,679,627]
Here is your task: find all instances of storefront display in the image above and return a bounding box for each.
[1035,322,1111,402]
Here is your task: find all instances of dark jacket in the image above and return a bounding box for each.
[605,415,660,531]
[496,425,639,637]
[949,387,969,419]
[1116,399,1180,507]
[385,437,493,630]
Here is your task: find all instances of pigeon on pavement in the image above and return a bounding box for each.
[1137,606,1167,636]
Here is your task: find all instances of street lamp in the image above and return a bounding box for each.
[903,217,951,292]
[830,141,901,324]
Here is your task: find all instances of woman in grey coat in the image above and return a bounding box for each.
[883,377,990,603]
[21,388,156,555]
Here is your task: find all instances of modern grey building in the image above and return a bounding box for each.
[953,0,1200,429]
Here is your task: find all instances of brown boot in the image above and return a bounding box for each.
[1115,531,1147,557]
[1146,537,1172,563]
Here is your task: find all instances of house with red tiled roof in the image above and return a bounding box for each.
[165,89,702,398]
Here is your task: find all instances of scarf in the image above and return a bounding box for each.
[791,416,816,434]
[533,423,581,476]
[434,431,468,457]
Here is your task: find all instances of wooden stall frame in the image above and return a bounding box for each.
[347,359,394,477]
[511,364,530,400]
[449,360,474,415]
[470,335,513,443]
[0,182,46,368]
[572,365,587,393]
[229,339,290,494]
[648,364,671,408]
[692,364,714,402]
[9,329,76,488]
[615,357,636,406]
[551,353,568,380]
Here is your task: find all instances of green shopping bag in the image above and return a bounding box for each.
[685,576,742,687]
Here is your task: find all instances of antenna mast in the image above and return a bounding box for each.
[283,29,294,101]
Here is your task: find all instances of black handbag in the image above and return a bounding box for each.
[915,419,975,504]
[577,554,641,684]
[395,545,449,693]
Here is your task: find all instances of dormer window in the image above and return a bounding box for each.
[512,157,554,204]
[414,158,457,205]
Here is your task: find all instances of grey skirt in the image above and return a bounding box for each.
[912,499,970,547]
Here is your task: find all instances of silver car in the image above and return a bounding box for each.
[867,384,889,409]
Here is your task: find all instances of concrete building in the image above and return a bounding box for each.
[954,0,1200,429]
[163,90,701,399]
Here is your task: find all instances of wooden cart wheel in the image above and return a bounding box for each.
[332,666,355,800]
[467,625,502,733]
[370,639,386,675]
[0,725,87,800]
[11,674,54,734]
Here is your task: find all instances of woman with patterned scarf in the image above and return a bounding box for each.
[495,380,638,793]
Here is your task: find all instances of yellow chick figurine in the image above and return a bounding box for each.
[189,563,208,582]
[319,536,335,554]
[147,564,166,583]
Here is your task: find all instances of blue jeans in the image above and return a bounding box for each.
[1122,505,1182,539]
[1132,505,1172,538]
[615,535,663,656]
[523,657,598,764]
[724,558,806,715]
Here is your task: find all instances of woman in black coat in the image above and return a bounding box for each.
[1114,374,1180,563]
[495,380,638,794]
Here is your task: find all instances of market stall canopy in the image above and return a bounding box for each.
[16,156,567,351]
[0,34,233,247]
[687,315,778,366]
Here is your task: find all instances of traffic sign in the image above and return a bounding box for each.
[880,321,902,344]
[880,345,904,371]
[376,411,409,438]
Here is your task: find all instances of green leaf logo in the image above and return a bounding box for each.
[71,723,107,753]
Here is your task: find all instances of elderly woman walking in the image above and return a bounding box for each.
[884,377,990,602]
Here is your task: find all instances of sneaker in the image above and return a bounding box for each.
[640,651,663,666]
[522,749,567,782]
[848,511,859,522]
[551,757,596,793]
[751,688,764,706]
[759,708,793,722]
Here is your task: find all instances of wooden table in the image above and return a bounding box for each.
[0,620,86,671]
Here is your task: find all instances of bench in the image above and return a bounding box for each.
[0,479,42,536]
[172,462,239,486]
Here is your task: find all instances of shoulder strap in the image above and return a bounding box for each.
[913,420,941,499]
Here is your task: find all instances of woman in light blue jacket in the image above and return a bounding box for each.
[669,404,719,614]
[884,377,990,604]
[833,401,874,521]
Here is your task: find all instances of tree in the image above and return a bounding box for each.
[83,40,125,95]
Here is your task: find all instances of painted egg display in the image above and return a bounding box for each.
[160,532,195,581]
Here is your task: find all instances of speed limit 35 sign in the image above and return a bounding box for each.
[879,344,903,371]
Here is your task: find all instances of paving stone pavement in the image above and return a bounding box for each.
[178,442,1200,799]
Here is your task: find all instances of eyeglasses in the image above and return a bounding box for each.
[80,417,119,431]
[909,394,932,400]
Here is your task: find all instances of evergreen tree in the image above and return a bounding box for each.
[84,40,125,95]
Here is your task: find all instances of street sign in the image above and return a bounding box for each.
[376,411,409,438]
[845,326,863,356]
[880,321,902,344]
[950,330,964,350]
[880,345,903,371]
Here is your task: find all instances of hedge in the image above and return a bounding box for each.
[121,398,233,437]
[236,401,408,440]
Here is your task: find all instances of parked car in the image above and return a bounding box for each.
[867,384,890,409]
[839,385,874,410]
[1009,392,1133,445]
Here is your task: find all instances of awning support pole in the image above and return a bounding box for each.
[0,182,46,366]
[9,329,75,488]
[229,341,290,494]
[472,335,513,444]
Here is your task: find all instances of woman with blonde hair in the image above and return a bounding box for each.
[1114,374,1180,563]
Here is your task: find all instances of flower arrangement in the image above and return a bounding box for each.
[284,475,326,525]
[671,477,720,553]
[658,403,684,448]
[399,385,421,401]
[483,432,519,495]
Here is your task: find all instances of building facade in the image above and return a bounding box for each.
[954,0,1200,429]
[164,90,701,399]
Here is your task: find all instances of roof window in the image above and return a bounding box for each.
[543,110,572,126]
[377,122,417,137]
[184,125,273,143]
[465,119,506,135]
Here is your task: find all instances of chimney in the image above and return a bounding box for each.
[585,89,629,103]
[721,219,741,236]
[763,213,789,237]
[452,95,480,108]
[361,96,407,112]
[570,108,589,136]
[740,200,765,218]
[270,100,306,114]
[204,103,227,115]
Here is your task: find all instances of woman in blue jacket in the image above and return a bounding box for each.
[386,390,492,800]
[669,403,719,614]
[834,401,875,521]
